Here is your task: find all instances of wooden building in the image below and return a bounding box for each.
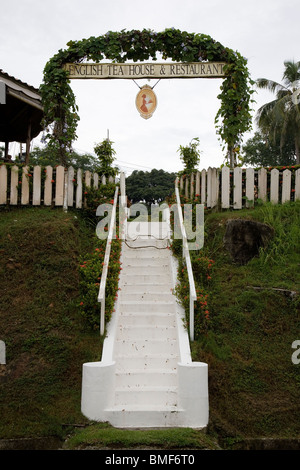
[0,69,43,163]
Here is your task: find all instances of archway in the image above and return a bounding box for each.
[40,28,254,167]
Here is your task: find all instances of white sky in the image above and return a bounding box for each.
[1,0,299,174]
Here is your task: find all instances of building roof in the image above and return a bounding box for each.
[0,69,44,143]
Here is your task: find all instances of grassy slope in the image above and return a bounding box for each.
[190,201,300,446]
[0,202,299,449]
[0,207,101,439]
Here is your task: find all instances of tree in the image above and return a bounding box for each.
[23,145,98,171]
[177,137,201,174]
[93,139,118,177]
[241,131,297,167]
[256,60,300,164]
[126,169,177,205]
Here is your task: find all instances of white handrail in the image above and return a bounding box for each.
[175,178,197,341]
[98,185,119,335]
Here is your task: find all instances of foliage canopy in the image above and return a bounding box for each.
[93,139,118,177]
[126,168,176,205]
[256,60,300,164]
[241,131,297,167]
[177,137,201,174]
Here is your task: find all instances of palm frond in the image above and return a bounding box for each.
[283,60,300,87]
[256,78,286,95]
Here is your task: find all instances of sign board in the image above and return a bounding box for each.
[136,85,157,119]
[64,62,226,80]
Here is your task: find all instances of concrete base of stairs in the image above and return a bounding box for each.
[81,222,209,428]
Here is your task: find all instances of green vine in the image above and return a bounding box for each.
[40,28,255,164]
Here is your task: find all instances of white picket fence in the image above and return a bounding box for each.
[179,167,300,209]
[0,164,115,208]
[1,164,299,210]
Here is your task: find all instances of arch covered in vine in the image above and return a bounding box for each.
[40,28,254,165]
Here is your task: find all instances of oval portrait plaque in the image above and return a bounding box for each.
[136,84,157,119]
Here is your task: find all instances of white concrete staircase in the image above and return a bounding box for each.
[107,237,181,427]
[81,222,209,428]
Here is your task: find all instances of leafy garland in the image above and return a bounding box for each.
[40,28,255,164]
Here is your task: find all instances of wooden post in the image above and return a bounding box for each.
[4,142,9,160]
[25,120,32,164]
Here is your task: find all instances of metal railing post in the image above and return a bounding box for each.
[98,185,119,336]
[175,178,197,341]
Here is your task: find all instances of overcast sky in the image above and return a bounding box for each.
[1,0,299,174]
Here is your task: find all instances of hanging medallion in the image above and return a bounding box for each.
[136,84,157,119]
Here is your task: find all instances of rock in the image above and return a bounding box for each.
[223,219,274,265]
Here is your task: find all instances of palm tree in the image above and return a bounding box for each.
[256,60,300,164]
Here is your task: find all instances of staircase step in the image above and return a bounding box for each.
[114,338,179,355]
[115,354,179,371]
[120,301,175,314]
[122,274,171,285]
[120,292,174,302]
[105,406,184,428]
[118,312,176,327]
[117,325,177,341]
[114,386,178,406]
[115,369,177,387]
[123,251,169,260]
[122,258,169,267]
[120,284,173,293]
[122,265,170,276]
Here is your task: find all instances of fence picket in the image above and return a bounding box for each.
[32,165,41,205]
[211,168,218,208]
[258,168,267,202]
[185,176,189,198]
[67,166,75,207]
[270,168,279,204]
[190,173,194,199]
[221,167,230,209]
[233,167,242,209]
[44,166,53,206]
[201,170,206,205]
[93,172,99,189]
[21,166,30,205]
[76,168,83,209]
[206,168,212,208]
[10,165,19,205]
[295,169,300,201]
[282,169,291,203]
[0,164,7,204]
[195,171,200,196]
[55,165,65,206]
[245,168,254,207]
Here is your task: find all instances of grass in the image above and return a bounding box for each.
[186,201,300,446]
[0,206,102,439]
[62,422,219,450]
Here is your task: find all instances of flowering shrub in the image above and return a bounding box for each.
[175,258,213,338]
[167,192,215,338]
[78,238,122,330]
[83,182,117,213]
[190,254,214,286]
[78,182,122,330]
